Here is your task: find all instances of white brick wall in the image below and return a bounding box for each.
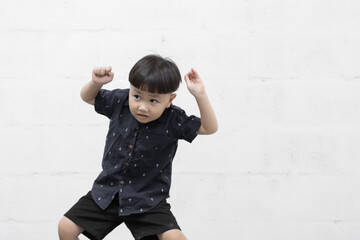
[1,0,360,239]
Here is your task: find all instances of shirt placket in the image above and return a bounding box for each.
[118,125,140,214]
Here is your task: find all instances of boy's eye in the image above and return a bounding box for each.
[150,99,158,103]
[134,95,140,100]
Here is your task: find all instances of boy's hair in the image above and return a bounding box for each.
[129,54,182,94]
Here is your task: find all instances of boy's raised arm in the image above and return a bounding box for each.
[184,69,218,135]
[81,66,114,105]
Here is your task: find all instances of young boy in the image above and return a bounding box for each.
[58,55,218,240]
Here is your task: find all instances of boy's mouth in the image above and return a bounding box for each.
[137,114,149,119]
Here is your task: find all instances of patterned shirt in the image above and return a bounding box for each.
[91,88,201,216]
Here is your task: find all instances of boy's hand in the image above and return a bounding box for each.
[184,68,206,97]
[92,66,114,85]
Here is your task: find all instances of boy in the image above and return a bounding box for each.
[58,55,218,240]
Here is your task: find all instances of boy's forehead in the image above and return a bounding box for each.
[130,85,166,97]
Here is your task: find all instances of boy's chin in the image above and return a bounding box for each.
[137,119,150,124]
[134,115,153,124]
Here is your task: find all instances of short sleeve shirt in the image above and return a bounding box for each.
[91,88,201,216]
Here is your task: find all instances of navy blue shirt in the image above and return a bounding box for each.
[91,88,201,216]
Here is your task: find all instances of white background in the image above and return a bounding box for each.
[1,0,360,239]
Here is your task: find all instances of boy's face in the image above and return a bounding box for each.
[129,85,176,124]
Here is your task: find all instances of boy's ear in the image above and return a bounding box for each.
[166,93,177,108]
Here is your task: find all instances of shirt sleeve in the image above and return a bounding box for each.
[94,89,128,119]
[170,107,202,143]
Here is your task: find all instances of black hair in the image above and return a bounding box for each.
[129,54,181,94]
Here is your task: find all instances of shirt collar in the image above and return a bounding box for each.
[156,105,170,123]
[124,97,129,107]
[124,89,130,106]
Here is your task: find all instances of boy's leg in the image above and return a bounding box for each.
[157,229,187,240]
[61,191,124,240]
[58,216,84,240]
[125,199,185,240]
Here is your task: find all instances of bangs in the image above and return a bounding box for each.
[129,55,181,94]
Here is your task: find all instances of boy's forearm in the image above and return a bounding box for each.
[80,81,103,105]
[195,93,218,135]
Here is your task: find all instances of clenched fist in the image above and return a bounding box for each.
[92,66,114,85]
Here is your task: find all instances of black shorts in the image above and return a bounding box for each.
[64,191,181,240]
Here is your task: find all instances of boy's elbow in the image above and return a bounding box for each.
[198,125,218,135]
[85,99,95,105]
[207,121,218,134]
[80,92,95,105]
[213,125,218,133]
[208,126,218,134]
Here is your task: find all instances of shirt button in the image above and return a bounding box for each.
[136,126,140,130]
[125,162,129,166]
[120,181,125,185]
[129,145,133,149]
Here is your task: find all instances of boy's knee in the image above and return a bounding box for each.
[157,229,187,240]
[58,216,82,240]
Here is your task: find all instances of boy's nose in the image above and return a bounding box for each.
[138,103,148,112]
